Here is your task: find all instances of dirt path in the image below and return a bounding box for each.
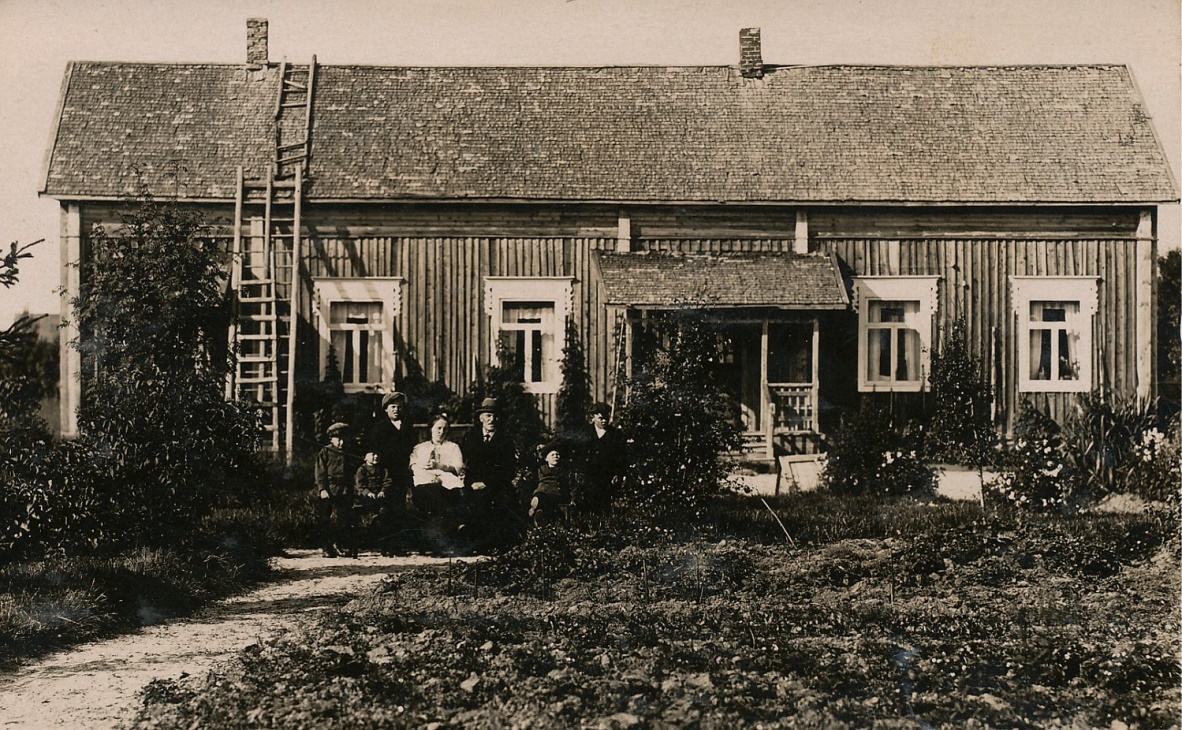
[0,549,452,729]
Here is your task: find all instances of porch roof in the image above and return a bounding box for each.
[596,252,849,309]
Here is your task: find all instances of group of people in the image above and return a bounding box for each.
[313,393,626,557]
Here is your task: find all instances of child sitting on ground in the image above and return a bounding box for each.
[355,451,390,508]
[529,441,570,527]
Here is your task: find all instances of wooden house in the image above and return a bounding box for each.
[41,20,1178,460]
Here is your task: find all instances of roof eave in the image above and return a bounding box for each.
[38,62,75,196]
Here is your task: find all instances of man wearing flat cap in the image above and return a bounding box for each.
[460,397,519,549]
[364,390,417,553]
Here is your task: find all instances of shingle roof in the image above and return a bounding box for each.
[42,62,1178,203]
[596,252,849,308]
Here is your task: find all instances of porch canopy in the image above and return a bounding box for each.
[596,251,849,309]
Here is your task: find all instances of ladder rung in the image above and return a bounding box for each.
[277,155,307,165]
[244,180,297,189]
[238,334,276,340]
[238,376,279,384]
[239,296,275,304]
[277,140,307,151]
[282,80,307,90]
[280,101,306,108]
[239,278,274,285]
[244,314,278,322]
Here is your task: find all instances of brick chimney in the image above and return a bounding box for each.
[247,18,268,66]
[739,27,763,78]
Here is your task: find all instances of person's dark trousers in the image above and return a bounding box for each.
[374,489,418,555]
[413,483,455,552]
[317,495,356,556]
[531,492,567,527]
[334,495,359,557]
[316,497,337,556]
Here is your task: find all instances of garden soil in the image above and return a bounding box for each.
[0,550,452,729]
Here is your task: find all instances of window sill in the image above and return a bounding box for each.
[1018,381,1090,394]
[858,382,927,393]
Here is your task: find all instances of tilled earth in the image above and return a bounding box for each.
[129,515,1181,729]
[0,550,452,729]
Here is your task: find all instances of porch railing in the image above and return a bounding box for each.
[770,383,818,434]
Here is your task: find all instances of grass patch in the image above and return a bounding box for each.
[132,492,1181,729]
[0,471,315,669]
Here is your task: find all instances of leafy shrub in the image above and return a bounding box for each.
[614,310,742,523]
[1060,391,1159,499]
[821,400,930,496]
[925,319,995,465]
[68,195,262,548]
[989,403,1073,511]
[1123,417,1181,505]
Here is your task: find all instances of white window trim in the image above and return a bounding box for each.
[484,277,574,395]
[312,277,403,393]
[853,276,939,393]
[1012,276,1098,393]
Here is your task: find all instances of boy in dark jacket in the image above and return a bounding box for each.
[315,422,357,558]
[529,442,570,527]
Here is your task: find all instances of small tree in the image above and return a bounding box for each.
[926,319,995,465]
[555,316,592,442]
[0,241,55,457]
[615,310,742,524]
[72,195,260,545]
[0,241,42,356]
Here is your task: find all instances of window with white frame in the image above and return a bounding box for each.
[1012,277,1097,393]
[485,277,573,394]
[854,277,939,392]
[313,278,402,392]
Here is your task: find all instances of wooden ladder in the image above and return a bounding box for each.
[226,57,315,455]
[608,308,628,413]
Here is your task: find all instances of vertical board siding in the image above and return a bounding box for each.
[818,237,1139,433]
[298,236,616,427]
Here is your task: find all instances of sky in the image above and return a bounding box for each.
[0,0,1178,323]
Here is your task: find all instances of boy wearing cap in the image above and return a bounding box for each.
[529,441,571,527]
[315,422,357,558]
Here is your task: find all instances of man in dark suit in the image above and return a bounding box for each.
[579,401,626,516]
[364,391,418,553]
[460,397,519,551]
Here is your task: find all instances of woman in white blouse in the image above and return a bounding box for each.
[410,414,465,542]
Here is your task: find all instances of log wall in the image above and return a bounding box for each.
[72,201,1154,435]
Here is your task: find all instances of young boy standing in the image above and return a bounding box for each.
[315,422,357,558]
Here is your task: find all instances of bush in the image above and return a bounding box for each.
[1123,416,1181,505]
[821,400,930,496]
[614,310,742,523]
[66,195,262,549]
[989,403,1073,511]
[926,319,995,465]
[1060,391,1158,499]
